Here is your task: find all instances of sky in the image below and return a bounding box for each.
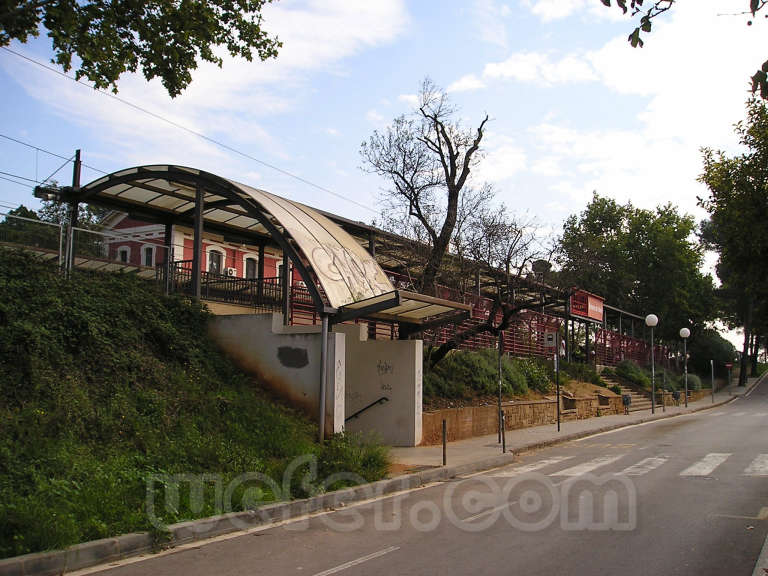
[0,0,764,313]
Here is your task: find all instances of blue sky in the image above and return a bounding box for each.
[0,0,764,246]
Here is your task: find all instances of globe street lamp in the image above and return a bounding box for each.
[646,314,659,414]
[680,328,690,408]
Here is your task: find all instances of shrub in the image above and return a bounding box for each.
[609,384,622,395]
[317,433,390,491]
[615,360,651,389]
[555,360,606,387]
[423,348,530,399]
[512,357,552,393]
[679,373,703,390]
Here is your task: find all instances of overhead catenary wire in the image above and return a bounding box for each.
[0,133,107,175]
[1,46,378,215]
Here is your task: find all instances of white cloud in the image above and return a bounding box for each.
[398,93,419,107]
[521,0,626,23]
[326,127,340,136]
[366,109,386,126]
[447,74,487,93]
[477,134,528,183]
[482,51,597,85]
[472,0,513,48]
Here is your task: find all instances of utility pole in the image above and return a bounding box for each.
[65,149,82,275]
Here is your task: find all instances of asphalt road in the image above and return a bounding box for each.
[83,380,768,576]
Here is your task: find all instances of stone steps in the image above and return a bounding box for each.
[602,375,654,412]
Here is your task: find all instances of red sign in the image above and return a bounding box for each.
[725,363,733,368]
[570,290,604,322]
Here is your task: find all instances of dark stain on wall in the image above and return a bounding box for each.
[277,346,309,368]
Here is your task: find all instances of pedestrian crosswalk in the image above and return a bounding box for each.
[489,453,768,479]
[679,453,731,476]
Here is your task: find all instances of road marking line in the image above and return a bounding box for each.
[311,546,400,576]
[745,455,768,476]
[753,412,767,417]
[712,507,768,521]
[680,453,731,476]
[616,456,668,476]
[490,456,574,477]
[732,412,747,417]
[710,411,725,416]
[551,455,625,477]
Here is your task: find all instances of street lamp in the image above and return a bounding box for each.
[680,328,690,408]
[646,314,659,414]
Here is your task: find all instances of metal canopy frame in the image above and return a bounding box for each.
[61,164,470,330]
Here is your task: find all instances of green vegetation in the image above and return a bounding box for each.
[556,360,606,387]
[423,348,553,399]
[688,329,736,377]
[0,249,388,559]
[609,384,622,395]
[679,373,703,391]
[615,360,651,389]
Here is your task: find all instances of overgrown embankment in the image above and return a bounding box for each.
[0,249,387,559]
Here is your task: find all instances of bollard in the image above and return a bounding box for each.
[442,419,447,466]
[501,411,507,454]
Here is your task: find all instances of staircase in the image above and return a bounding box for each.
[601,375,653,412]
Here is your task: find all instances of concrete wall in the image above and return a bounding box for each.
[208,313,344,436]
[335,324,422,447]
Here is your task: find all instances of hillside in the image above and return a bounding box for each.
[0,248,387,559]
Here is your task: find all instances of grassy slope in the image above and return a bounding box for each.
[0,249,387,558]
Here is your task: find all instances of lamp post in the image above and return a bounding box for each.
[646,314,659,414]
[680,328,690,408]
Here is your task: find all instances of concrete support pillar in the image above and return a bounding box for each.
[319,315,329,442]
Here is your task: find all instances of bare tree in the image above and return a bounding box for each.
[360,78,489,294]
[428,207,555,367]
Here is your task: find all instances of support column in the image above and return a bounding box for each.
[368,231,376,257]
[319,315,329,442]
[564,296,571,363]
[257,244,265,302]
[163,221,173,295]
[191,185,204,300]
[585,322,590,365]
[282,252,290,325]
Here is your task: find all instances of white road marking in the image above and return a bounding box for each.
[551,455,625,477]
[745,455,768,476]
[680,453,731,476]
[311,547,400,576]
[490,456,574,477]
[710,411,725,416]
[752,412,767,417]
[732,412,747,417]
[616,456,668,477]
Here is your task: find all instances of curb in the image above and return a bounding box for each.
[2,376,763,576]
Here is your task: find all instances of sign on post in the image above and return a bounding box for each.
[545,332,557,349]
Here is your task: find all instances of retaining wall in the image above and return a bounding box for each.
[421,395,623,445]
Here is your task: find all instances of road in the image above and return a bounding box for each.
[82,381,768,576]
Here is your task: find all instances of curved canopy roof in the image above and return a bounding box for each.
[69,165,470,326]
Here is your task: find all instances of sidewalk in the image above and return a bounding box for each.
[391,375,765,471]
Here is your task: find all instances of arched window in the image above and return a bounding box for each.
[245,257,257,279]
[117,246,130,263]
[208,250,223,274]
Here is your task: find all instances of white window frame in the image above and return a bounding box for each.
[142,245,156,267]
[117,246,130,264]
[243,254,259,279]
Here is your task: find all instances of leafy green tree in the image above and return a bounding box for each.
[688,328,736,378]
[699,98,768,384]
[558,193,716,341]
[601,0,768,99]
[1,0,281,97]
